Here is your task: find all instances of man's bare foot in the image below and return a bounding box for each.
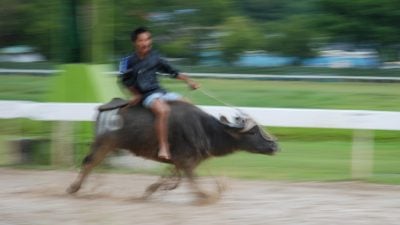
[158,147,171,160]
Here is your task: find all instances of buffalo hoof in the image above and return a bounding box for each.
[66,183,81,194]
[193,193,219,205]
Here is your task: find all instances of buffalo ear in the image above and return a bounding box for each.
[219,115,229,124]
[219,115,245,130]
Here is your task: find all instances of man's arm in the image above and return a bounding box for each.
[176,73,200,90]
[158,56,200,90]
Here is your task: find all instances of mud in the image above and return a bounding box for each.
[0,168,399,225]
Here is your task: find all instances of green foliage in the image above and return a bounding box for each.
[111,0,233,56]
[218,16,265,63]
[0,0,62,59]
[317,0,400,43]
[180,0,233,26]
[264,16,316,59]
[233,0,291,21]
[316,0,400,60]
[2,0,400,62]
[159,36,196,58]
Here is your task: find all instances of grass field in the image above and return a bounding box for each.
[0,75,51,102]
[2,62,400,77]
[197,138,400,184]
[0,74,399,183]
[1,74,400,111]
[164,78,400,111]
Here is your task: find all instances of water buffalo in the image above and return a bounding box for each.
[67,98,278,201]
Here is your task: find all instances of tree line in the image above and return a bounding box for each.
[1,0,399,63]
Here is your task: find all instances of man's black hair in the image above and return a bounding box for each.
[131,27,149,41]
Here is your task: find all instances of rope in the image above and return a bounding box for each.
[196,87,247,116]
[197,88,234,108]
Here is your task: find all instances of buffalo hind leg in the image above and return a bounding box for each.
[67,140,114,194]
[160,167,182,191]
[141,166,182,199]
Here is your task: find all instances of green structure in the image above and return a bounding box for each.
[47,64,124,166]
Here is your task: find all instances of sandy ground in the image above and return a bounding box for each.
[0,168,399,225]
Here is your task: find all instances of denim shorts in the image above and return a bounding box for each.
[142,92,182,108]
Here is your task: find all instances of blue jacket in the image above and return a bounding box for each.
[119,50,179,97]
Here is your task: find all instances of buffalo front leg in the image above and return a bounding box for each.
[184,169,209,200]
[184,168,222,205]
[141,166,182,199]
[67,141,114,194]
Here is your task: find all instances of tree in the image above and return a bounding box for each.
[0,0,31,46]
[264,16,316,60]
[316,0,400,60]
[218,16,264,63]
[233,0,290,21]
[158,35,196,59]
[0,0,62,60]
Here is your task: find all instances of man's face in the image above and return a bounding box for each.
[134,31,152,56]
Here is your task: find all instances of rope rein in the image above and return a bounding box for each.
[188,87,247,116]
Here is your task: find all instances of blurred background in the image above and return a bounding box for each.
[2,0,400,67]
[0,0,399,184]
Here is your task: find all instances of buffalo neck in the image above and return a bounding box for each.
[205,119,240,157]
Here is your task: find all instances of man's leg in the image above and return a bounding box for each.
[150,99,171,160]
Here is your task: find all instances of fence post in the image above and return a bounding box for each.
[351,129,374,179]
[51,121,74,166]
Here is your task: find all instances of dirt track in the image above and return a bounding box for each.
[0,168,399,225]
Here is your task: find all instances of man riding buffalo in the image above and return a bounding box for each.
[67,27,278,201]
[119,26,200,160]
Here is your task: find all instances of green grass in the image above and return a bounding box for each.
[370,140,400,184]
[163,78,400,111]
[0,73,399,184]
[199,140,352,181]
[0,62,55,70]
[197,138,400,184]
[2,62,400,76]
[1,74,400,111]
[0,75,51,101]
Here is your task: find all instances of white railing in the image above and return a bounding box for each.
[1,100,399,179]
[2,68,400,82]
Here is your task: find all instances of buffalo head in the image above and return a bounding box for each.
[219,115,279,155]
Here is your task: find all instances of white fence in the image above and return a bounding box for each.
[1,101,400,130]
[1,100,400,178]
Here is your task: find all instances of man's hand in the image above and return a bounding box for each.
[126,86,142,106]
[128,97,142,106]
[177,73,200,90]
[187,80,200,90]
[122,97,141,112]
